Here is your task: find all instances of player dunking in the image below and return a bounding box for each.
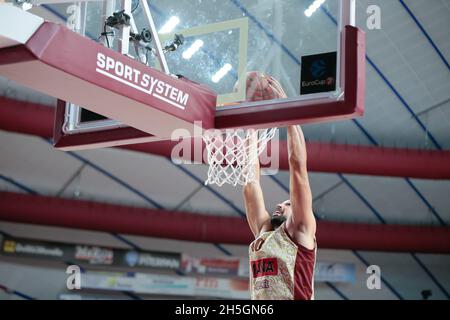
[242,72,317,300]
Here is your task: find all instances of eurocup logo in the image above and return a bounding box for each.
[310,59,327,79]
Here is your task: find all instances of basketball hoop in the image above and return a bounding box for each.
[203,127,277,187]
[203,71,285,186]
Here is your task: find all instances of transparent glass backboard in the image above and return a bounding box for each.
[33,0,349,133]
[84,0,343,103]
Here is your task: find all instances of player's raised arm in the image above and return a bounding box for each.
[242,130,271,238]
[286,125,316,247]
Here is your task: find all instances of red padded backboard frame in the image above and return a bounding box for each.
[51,25,365,150]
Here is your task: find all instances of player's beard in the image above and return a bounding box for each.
[270,215,286,229]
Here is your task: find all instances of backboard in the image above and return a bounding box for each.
[0,0,364,150]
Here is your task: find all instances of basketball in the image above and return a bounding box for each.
[243,71,287,102]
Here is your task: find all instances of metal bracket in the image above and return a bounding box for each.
[138,0,170,74]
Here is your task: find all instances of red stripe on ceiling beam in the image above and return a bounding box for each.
[1,96,450,179]
[0,191,449,253]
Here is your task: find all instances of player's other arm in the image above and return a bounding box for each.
[242,130,271,238]
[286,125,316,248]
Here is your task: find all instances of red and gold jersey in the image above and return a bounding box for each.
[249,223,316,300]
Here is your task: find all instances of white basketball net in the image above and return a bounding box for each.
[203,128,277,187]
